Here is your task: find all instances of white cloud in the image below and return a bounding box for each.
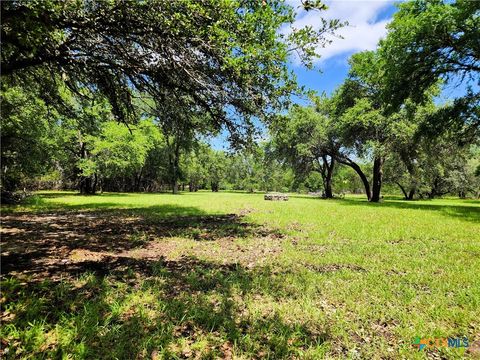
[286,0,394,64]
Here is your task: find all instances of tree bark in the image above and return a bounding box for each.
[324,156,335,199]
[371,157,384,202]
[396,182,408,200]
[337,157,371,201]
[407,188,415,200]
[92,173,97,194]
[172,179,178,194]
[171,144,180,194]
[134,168,143,192]
[320,155,335,198]
[428,177,442,199]
[79,176,96,195]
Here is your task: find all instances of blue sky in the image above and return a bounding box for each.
[289,0,398,97]
[211,1,400,149]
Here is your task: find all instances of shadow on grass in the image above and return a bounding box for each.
[32,191,217,200]
[1,202,319,358]
[337,198,480,223]
[1,193,195,215]
[289,194,480,223]
[2,244,324,358]
[1,204,284,280]
[2,195,208,214]
[34,191,145,199]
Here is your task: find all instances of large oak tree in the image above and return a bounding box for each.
[1,0,341,143]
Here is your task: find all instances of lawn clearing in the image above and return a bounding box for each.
[1,191,479,359]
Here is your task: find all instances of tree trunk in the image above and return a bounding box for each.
[172,180,178,194]
[396,182,408,200]
[92,173,97,194]
[78,143,96,195]
[211,182,219,192]
[370,157,384,202]
[321,155,335,198]
[324,180,333,198]
[171,146,180,194]
[79,176,96,195]
[337,157,371,201]
[407,188,415,200]
[134,168,143,192]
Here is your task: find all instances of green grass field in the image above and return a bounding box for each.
[1,191,479,359]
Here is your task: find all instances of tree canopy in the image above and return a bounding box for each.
[1,0,341,144]
[379,0,480,136]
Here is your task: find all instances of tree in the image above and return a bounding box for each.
[183,146,209,192]
[262,142,295,192]
[86,119,162,192]
[380,0,480,136]
[271,105,336,198]
[332,164,372,196]
[381,99,438,200]
[0,84,56,196]
[2,0,342,145]
[384,127,479,199]
[223,147,265,192]
[207,151,227,192]
[183,145,227,192]
[415,138,476,199]
[336,100,388,202]
[52,87,111,194]
[330,51,436,202]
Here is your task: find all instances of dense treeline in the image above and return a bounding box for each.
[1,0,340,198]
[3,82,478,198]
[1,0,479,201]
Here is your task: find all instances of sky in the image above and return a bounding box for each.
[289,0,398,97]
[211,0,400,149]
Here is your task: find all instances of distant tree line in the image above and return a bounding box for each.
[1,0,341,199]
[1,0,479,201]
[3,79,478,198]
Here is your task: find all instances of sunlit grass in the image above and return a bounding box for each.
[1,191,479,359]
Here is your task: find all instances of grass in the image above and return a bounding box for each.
[1,191,479,359]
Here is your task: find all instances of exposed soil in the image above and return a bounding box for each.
[1,211,285,282]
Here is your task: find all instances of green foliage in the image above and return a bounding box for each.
[272,105,330,173]
[182,146,210,192]
[1,0,478,201]
[0,85,56,192]
[89,120,161,180]
[2,0,342,145]
[304,171,323,191]
[182,145,228,192]
[219,145,293,192]
[270,103,338,196]
[380,0,480,108]
[379,0,480,136]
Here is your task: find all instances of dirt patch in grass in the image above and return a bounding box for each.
[1,211,285,282]
[302,263,366,274]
